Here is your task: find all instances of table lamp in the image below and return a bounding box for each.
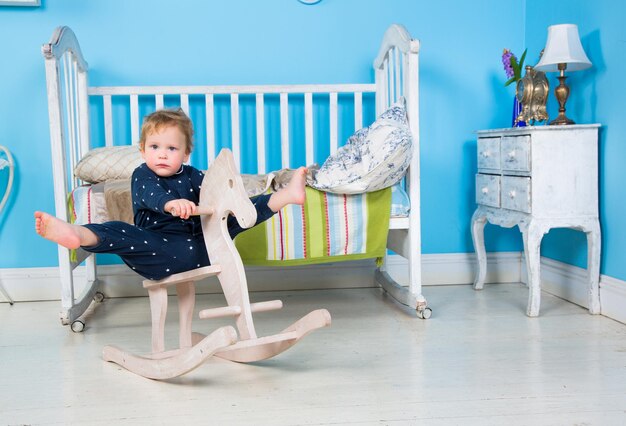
[534,24,591,125]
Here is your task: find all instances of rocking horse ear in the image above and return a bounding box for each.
[216,148,238,174]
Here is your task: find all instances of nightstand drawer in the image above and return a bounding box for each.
[501,176,531,213]
[501,135,530,173]
[477,137,501,170]
[475,174,500,207]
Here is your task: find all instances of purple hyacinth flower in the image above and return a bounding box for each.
[502,49,516,79]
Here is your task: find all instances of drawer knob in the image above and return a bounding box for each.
[481,187,489,194]
[481,151,490,158]
[508,190,516,198]
[507,151,516,158]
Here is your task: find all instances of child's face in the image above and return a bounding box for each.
[141,125,190,177]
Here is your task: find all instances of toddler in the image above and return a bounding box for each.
[35,108,306,280]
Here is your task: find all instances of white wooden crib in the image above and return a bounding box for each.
[42,23,428,331]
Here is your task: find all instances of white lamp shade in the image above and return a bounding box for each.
[534,24,592,72]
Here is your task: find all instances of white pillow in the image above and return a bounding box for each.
[74,146,144,184]
[309,100,413,194]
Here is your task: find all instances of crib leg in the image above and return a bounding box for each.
[176,281,195,349]
[148,286,168,353]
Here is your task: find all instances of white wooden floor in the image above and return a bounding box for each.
[1,283,625,425]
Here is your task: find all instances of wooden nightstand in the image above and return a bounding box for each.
[470,125,601,317]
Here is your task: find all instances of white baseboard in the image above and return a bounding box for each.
[2,252,624,324]
[598,275,626,324]
[0,252,521,302]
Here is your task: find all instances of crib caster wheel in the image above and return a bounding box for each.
[417,307,432,319]
[93,292,105,303]
[71,320,85,333]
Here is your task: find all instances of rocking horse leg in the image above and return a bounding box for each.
[148,285,168,353]
[176,281,195,348]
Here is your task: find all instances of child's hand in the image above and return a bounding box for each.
[165,199,197,219]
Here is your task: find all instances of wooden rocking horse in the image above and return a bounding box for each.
[103,149,331,379]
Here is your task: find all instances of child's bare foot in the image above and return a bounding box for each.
[286,167,307,205]
[34,211,92,249]
[267,167,307,212]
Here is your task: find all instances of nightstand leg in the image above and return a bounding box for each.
[471,208,488,290]
[585,220,602,315]
[522,221,545,317]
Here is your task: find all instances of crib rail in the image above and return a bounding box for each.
[87,83,375,174]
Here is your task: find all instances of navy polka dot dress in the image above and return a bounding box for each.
[83,164,273,280]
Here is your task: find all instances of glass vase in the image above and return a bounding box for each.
[512,97,526,127]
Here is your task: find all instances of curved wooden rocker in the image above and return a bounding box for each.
[103,149,330,379]
[103,326,237,380]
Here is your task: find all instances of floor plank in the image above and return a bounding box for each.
[0,283,625,425]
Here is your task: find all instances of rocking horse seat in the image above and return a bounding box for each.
[142,265,222,288]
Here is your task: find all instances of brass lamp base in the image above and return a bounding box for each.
[549,115,575,125]
[549,65,576,125]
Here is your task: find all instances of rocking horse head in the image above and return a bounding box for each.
[199,148,257,232]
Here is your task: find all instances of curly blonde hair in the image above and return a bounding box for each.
[139,108,194,154]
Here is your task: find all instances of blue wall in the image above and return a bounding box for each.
[15,1,622,281]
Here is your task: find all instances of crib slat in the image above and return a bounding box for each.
[256,93,266,174]
[205,94,215,163]
[390,48,396,103]
[77,62,90,165]
[403,52,409,101]
[384,57,390,108]
[103,95,113,147]
[230,93,241,168]
[69,56,84,167]
[388,54,396,105]
[329,92,338,153]
[63,55,77,184]
[280,92,290,168]
[304,92,314,166]
[181,94,190,116]
[70,56,80,184]
[395,47,402,103]
[155,94,164,110]
[354,92,363,131]
[130,94,139,144]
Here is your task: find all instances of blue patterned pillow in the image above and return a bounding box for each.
[391,183,410,217]
[310,100,413,194]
